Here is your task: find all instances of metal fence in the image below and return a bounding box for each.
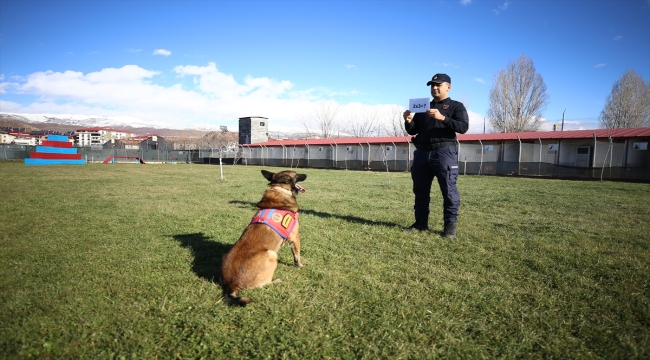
[3,141,649,182]
[1,145,198,164]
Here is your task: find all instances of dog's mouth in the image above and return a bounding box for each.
[295,183,306,193]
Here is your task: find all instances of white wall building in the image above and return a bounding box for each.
[75,128,135,147]
[0,132,16,144]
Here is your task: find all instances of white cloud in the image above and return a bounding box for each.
[435,62,458,68]
[1,63,494,134]
[128,48,142,53]
[460,0,472,5]
[613,35,623,41]
[0,99,22,112]
[493,1,511,15]
[344,64,356,69]
[474,78,485,84]
[594,63,607,68]
[0,63,349,130]
[153,49,171,56]
[467,109,486,134]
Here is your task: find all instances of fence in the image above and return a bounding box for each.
[1,145,198,164]
[2,141,649,182]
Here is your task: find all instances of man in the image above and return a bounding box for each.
[403,73,469,237]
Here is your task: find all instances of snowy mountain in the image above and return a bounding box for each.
[0,112,172,130]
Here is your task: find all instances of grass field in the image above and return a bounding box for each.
[1,161,649,359]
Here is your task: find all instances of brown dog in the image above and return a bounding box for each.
[221,170,307,306]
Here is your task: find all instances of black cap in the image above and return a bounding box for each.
[426,73,451,85]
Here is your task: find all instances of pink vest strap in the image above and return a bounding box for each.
[250,208,298,240]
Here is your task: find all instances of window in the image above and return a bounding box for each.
[577,148,589,155]
[260,122,265,126]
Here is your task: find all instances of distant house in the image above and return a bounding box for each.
[0,131,16,145]
[9,132,39,146]
[75,127,136,147]
[103,135,169,151]
[132,135,169,150]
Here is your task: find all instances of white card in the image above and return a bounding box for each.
[409,98,430,113]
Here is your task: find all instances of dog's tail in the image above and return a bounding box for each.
[222,286,252,307]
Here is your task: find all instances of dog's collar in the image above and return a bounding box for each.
[271,186,293,196]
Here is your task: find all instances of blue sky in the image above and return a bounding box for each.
[1,0,649,133]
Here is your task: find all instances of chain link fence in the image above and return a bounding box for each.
[3,141,649,182]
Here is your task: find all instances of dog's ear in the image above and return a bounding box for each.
[296,174,307,182]
[261,170,274,181]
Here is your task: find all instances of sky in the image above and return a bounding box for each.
[1,0,649,134]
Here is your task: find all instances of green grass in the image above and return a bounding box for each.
[1,161,649,359]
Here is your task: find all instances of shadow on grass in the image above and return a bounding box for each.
[229,200,402,229]
[171,233,231,284]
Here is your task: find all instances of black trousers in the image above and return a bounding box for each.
[411,146,461,225]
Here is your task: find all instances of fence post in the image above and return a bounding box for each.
[517,136,522,176]
[478,140,483,175]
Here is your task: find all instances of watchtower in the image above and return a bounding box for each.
[238,116,268,144]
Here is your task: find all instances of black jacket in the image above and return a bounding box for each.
[404,97,469,144]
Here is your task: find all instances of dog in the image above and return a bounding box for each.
[221,169,307,306]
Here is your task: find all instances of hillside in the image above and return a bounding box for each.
[0,115,210,138]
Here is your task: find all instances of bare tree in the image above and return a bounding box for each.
[487,54,549,132]
[599,69,650,129]
[381,105,407,137]
[300,100,341,138]
[344,105,381,138]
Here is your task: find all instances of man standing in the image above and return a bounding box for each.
[403,73,469,237]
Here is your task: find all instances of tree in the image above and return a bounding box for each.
[599,69,650,129]
[381,105,407,137]
[487,54,549,132]
[301,100,341,139]
[344,105,381,138]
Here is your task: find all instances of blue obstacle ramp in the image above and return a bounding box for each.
[25,158,87,165]
[35,146,78,155]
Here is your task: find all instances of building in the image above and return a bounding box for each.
[238,116,268,145]
[103,135,169,151]
[0,131,16,145]
[75,127,136,147]
[240,128,650,182]
[9,132,39,146]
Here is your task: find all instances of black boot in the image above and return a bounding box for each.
[442,221,457,238]
[404,222,429,232]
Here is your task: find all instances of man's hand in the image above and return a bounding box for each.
[427,108,445,121]
[403,110,413,123]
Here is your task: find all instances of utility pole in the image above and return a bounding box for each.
[561,109,566,131]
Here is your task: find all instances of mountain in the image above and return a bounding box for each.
[0,113,212,137]
[0,112,170,129]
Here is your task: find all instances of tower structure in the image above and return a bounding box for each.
[238,116,268,145]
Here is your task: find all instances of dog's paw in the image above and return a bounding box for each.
[295,262,304,268]
[272,278,283,284]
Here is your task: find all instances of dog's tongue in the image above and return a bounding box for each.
[295,183,306,193]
